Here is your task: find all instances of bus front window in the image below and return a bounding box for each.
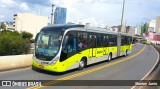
[35,30,63,61]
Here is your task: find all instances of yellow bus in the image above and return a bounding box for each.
[32,24,132,72]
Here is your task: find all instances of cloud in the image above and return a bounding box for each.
[20,3,29,11]
[0,0,160,26]
[0,0,16,8]
[65,0,160,25]
[18,0,50,6]
[0,15,4,19]
[73,18,106,28]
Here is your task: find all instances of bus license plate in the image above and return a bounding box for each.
[39,65,44,69]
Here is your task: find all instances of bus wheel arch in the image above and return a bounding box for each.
[78,57,87,70]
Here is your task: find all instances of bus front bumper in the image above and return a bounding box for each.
[32,59,66,72]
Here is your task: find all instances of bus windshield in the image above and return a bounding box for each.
[35,30,63,61]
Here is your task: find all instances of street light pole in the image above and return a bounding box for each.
[51,4,55,25]
[120,0,125,32]
[117,0,125,56]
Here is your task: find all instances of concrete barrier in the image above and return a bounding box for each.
[0,54,33,71]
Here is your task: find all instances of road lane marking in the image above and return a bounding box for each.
[27,45,146,89]
[131,45,160,89]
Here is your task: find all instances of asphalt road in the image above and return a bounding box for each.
[0,44,159,89]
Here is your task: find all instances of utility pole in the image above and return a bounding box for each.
[117,0,125,56]
[120,0,125,32]
[51,4,55,25]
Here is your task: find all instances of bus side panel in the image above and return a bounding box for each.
[88,48,92,58]
[108,46,117,58]
[96,47,104,57]
[120,45,125,56]
[128,44,133,54]
[93,48,97,57]
[47,49,90,72]
[66,49,89,71]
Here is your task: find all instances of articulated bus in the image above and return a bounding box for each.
[32,24,132,72]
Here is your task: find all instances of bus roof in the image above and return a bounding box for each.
[41,24,85,31]
[41,24,131,37]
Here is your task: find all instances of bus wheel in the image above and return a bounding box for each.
[124,50,128,56]
[107,53,112,62]
[79,59,85,70]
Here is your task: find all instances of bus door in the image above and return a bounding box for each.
[88,34,97,58]
[60,32,78,68]
[96,34,104,57]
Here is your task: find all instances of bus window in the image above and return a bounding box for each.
[89,34,96,47]
[62,32,77,53]
[77,32,88,49]
[121,36,129,45]
[107,35,117,46]
[121,36,125,46]
[114,35,117,46]
[97,34,103,47]
[127,37,132,45]
[104,35,109,47]
[108,35,114,46]
[35,30,63,61]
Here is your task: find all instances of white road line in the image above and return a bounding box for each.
[131,45,159,89]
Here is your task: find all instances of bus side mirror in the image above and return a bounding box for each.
[35,33,40,42]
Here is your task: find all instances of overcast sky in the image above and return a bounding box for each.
[0,0,160,26]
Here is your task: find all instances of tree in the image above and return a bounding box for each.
[0,24,6,30]
[21,31,33,40]
[0,30,30,56]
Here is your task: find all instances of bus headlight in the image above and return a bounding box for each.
[50,57,59,65]
[52,60,57,64]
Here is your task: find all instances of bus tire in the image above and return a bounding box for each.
[79,59,86,70]
[107,53,112,62]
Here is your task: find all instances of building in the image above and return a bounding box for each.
[148,32,160,44]
[54,7,67,24]
[127,26,136,36]
[0,22,14,31]
[148,27,154,32]
[155,16,160,33]
[13,13,48,38]
[135,26,141,36]
[111,26,119,32]
[149,20,156,32]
